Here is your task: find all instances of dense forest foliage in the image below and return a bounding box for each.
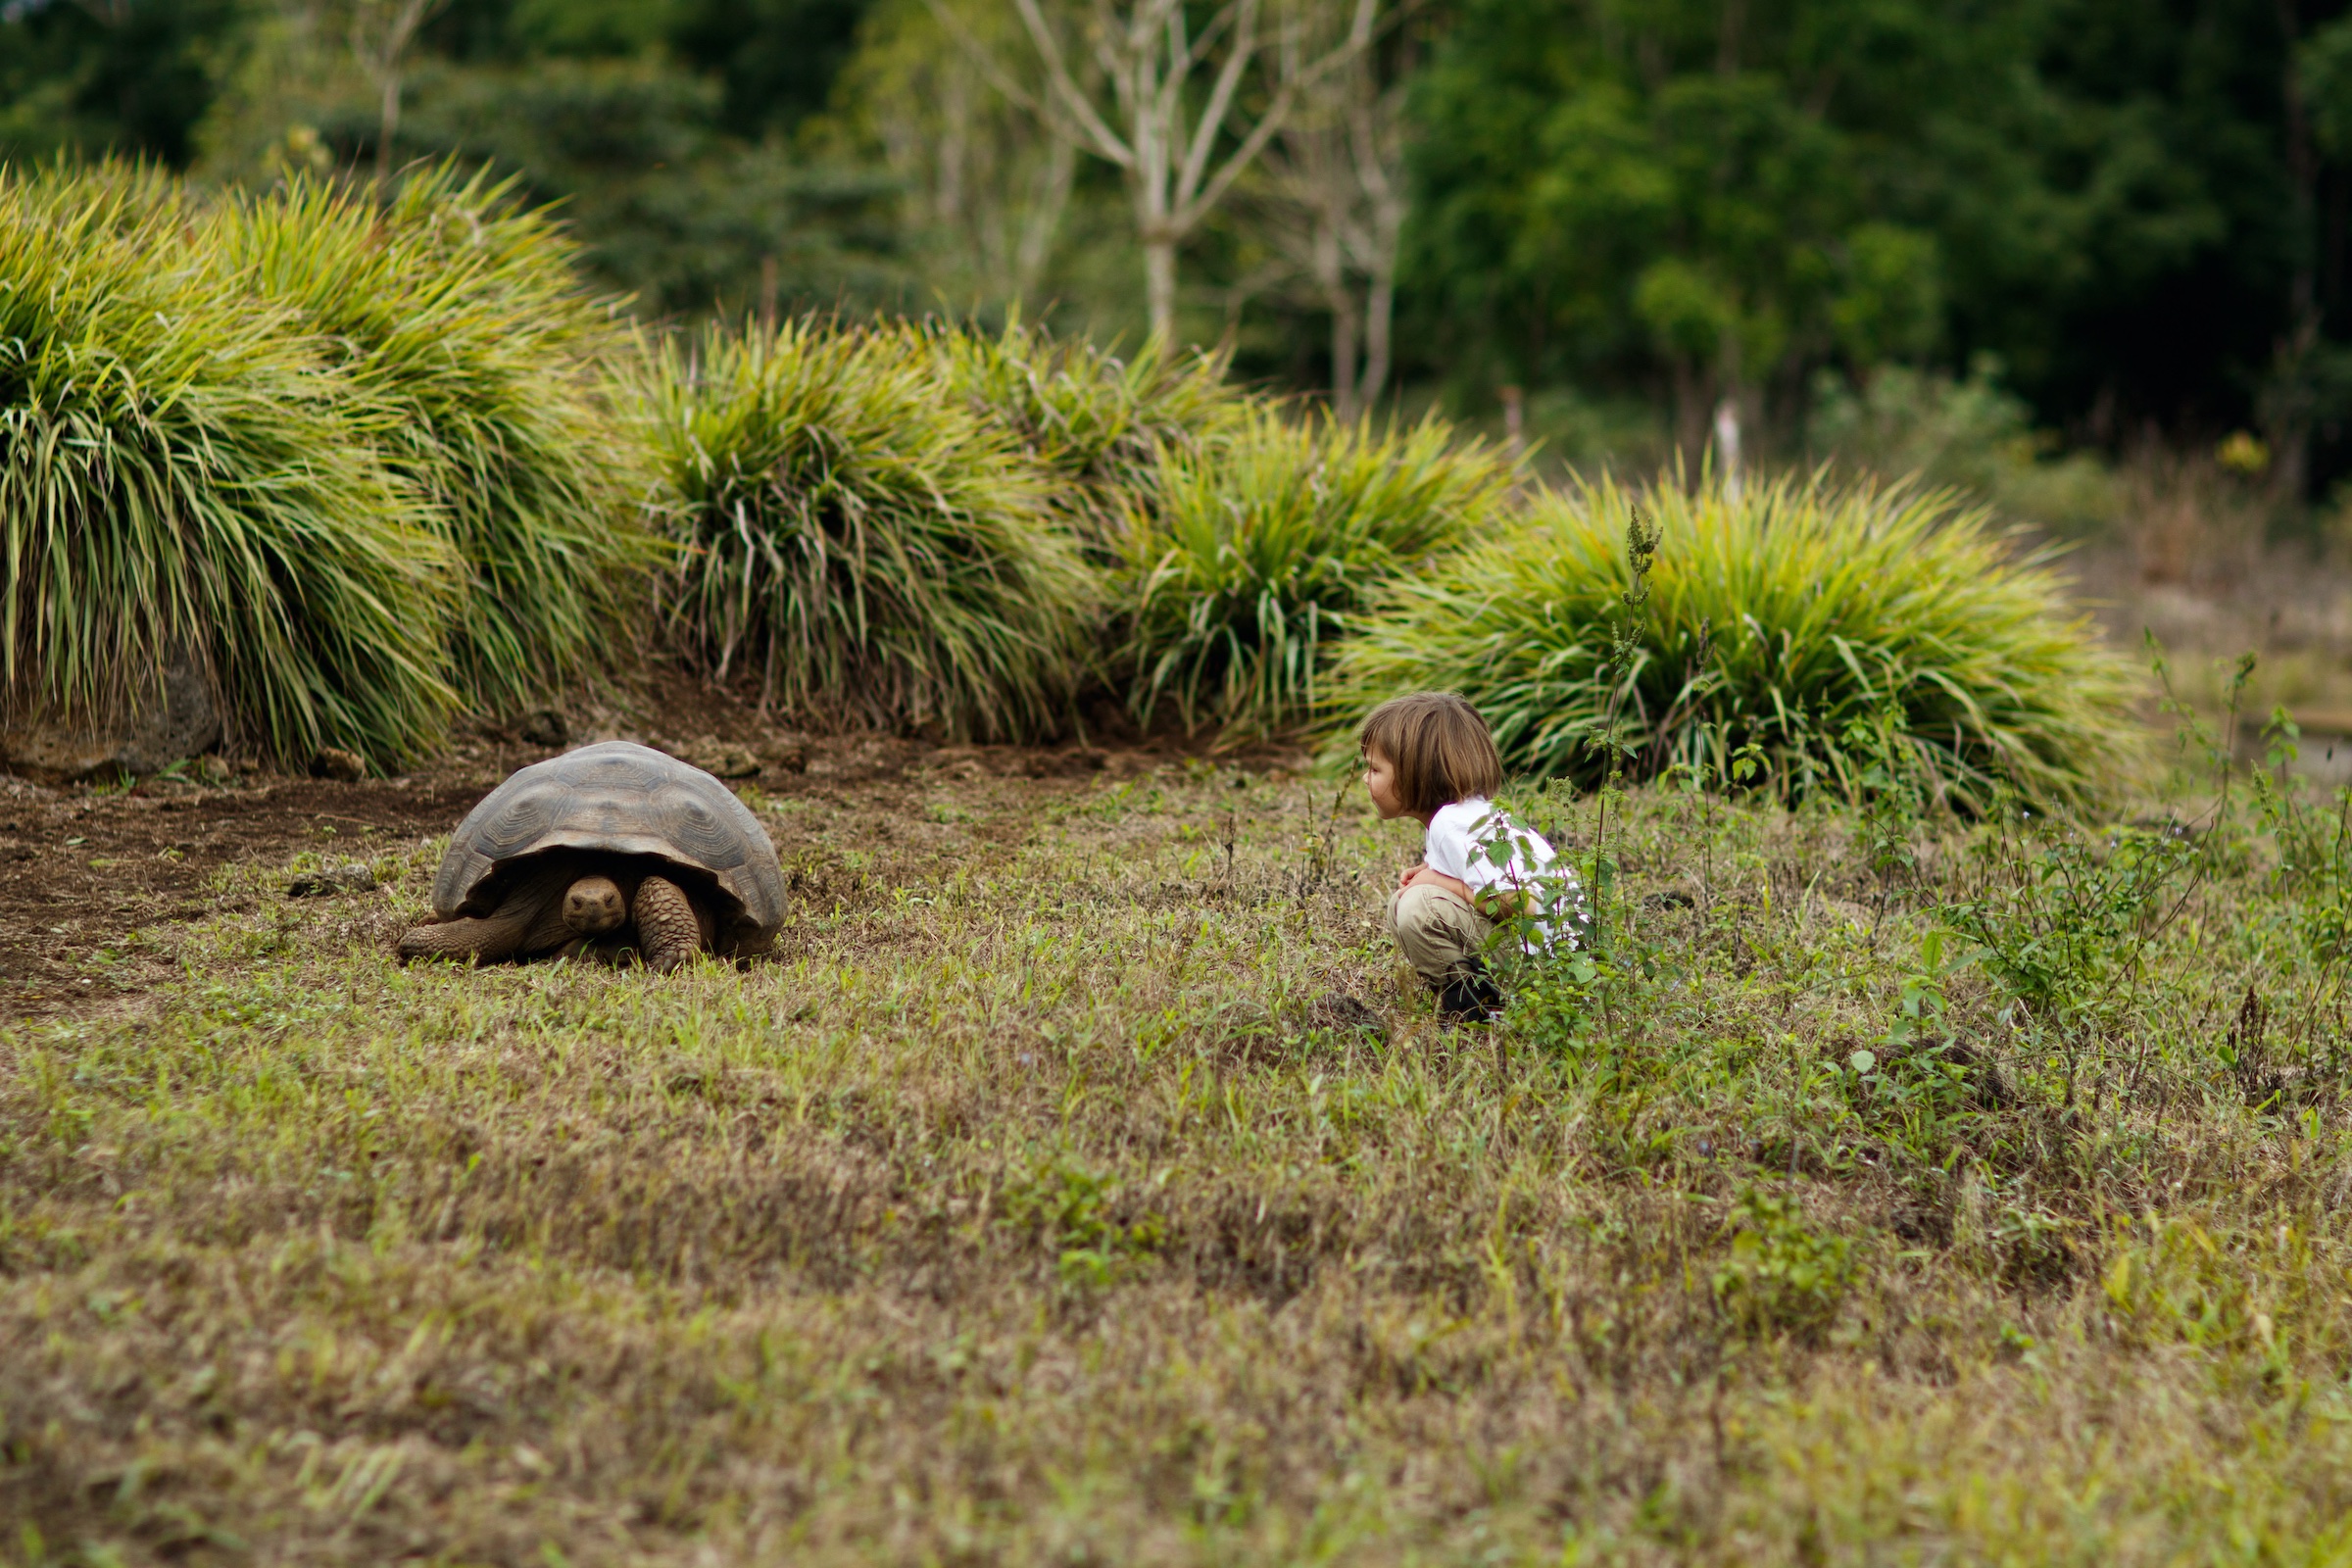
[9,0,2352,493]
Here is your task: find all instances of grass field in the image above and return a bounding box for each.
[6,710,2352,1565]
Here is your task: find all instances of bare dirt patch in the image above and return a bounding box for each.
[0,772,469,1020]
[0,673,1286,1024]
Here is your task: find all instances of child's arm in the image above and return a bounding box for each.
[1402,862,1535,920]
[1399,863,1473,902]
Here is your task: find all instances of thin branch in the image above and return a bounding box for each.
[1173,0,1261,206]
[1179,94,1298,227]
[920,0,1054,122]
[1010,0,1137,165]
[1177,0,1246,72]
[1181,8,1373,227]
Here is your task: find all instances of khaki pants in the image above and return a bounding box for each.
[1385,883,1494,986]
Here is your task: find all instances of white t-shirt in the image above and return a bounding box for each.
[1422,798,1581,947]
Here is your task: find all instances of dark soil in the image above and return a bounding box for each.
[0,674,1295,1025]
[0,772,466,1021]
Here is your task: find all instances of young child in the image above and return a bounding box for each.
[1359,691,1579,1022]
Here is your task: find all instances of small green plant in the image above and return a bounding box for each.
[1583,506,1661,955]
[1004,1150,1163,1291]
[1330,471,2141,808]
[1942,814,2197,1108]
[1121,406,1516,741]
[2261,769,2352,966]
[1713,1189,1857,1341]
[1486,867,1608,1072]
[627,318,1098,741]
[1846,931,2003,1162]
[2205,704,2352,1106]
[1843,705,1931,917]
[1493,509,1668,1050]
[2147,636,2258,841]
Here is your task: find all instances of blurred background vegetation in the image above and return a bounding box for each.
[18,0,2352,729]
[8,0,2350,475]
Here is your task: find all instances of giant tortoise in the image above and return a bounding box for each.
[397,741,785,972]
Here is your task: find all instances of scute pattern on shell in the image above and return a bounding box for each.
[432,741,787,952]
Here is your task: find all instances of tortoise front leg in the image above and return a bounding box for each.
[398,864,572,964]
[398,897,541,963]
[633,875,712,974]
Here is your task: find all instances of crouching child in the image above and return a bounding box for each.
[1359,691,1584,1023]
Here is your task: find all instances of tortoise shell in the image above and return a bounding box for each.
[432,741,786,956]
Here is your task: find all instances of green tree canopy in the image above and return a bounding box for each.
[11,0,2352,489]
[1403,0,2338,472]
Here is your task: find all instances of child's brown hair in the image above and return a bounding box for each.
[1358,691,1504,814]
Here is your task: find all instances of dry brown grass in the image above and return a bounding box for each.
[2065,449,2352,773]
[5,744,2352,1564]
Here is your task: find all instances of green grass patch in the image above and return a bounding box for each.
[8,749,2352,1561]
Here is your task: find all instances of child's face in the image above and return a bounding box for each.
[1362,747,1408,820]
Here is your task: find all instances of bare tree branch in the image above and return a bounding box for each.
[921,0,1051,121]
[347,0,452,187]
[983,0,1378,336]
[1174,0,1261,211]
[1251,0,1420,414]
[863,1,1082,306]
[1010,0,1136,167]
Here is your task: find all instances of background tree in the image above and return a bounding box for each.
[1405,0,1957,452]
[1249,0,1420,416]
[958,0,1372,337]
[346,0,451,185]
[14,0,2352,493]
[1400,0,2351,486]
[0,0,251,164]
[837,0,1081,310]
[187,0,904,317]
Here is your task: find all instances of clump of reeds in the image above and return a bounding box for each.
[0,165,460,770]
[928,319,1245,553]
[1119,407,1519,741]
[1330,471,2141,807]
[629,318,1097,741]
[212,167,661,713]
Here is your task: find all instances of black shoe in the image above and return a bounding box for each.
[1434,971,1504,1025]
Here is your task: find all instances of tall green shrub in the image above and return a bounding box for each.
[1121,408,1518,741]
[0,167,459,769]
[928,319,1244,554]
[213,167,659,712]
[631,318,1096,741]
[1329,472,2140,807]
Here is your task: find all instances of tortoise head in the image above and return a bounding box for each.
[562,875,628,937]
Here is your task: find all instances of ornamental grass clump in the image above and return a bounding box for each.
[631,318,1095,741]
[213,167,659,712]
[1330,472,2140,808]
[1121,407,1518,740]
[0,167,460,769]
[928,318,1244,553]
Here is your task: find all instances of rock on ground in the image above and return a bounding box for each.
[1,652,222,782]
